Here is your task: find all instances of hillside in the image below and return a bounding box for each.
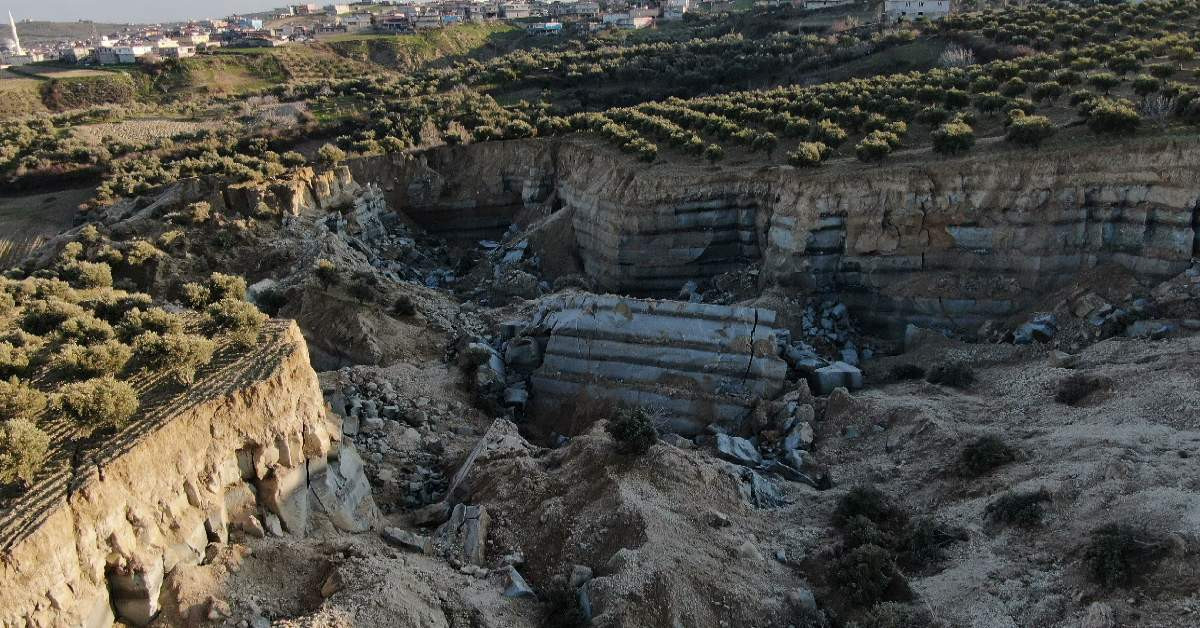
[6,20,143,43]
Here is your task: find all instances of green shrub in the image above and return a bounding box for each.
[904,517,967,569]
[55,376,139,429]
[606,406,659,456]
[811,119,848,147]
[58,314,116,345]
[926,361,975,388]
[1084,523,1168,588]
[206,272,247,302]
[0,342,32,378]
[0,419,50,487]
[986,488,1052,527]
[829,544,904,607]
[54,340,133,378]
[916,106,950,125]
[348,271,379,303]
[60,260,113,289]
[317,143,346,166]
[205,298,267,348]
[314,259,341,288]
[180,282,211,308]
[888,364,925,380]
[1055,373,1113,405]
[21,298,86,335]
[788,142,826,167]
[0,377,47,422]
[957,435,1016,477]
[1086,71,1121,93]
[703,143,724,163]
[133,332,216,386]
[1031,81,1064,102]
[1006,115,1056,147]
[1087,98,1141,134]
[118,307,186,341]
[123,240,163,267]
[1132,74,1161,97]
[855,132,894,163]
[0,291,14,316]
[931,120,975,155]
[833,486,910,538]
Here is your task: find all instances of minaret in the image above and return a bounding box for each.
[8,11,23,55]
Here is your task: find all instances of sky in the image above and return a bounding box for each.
[6,1,285,24]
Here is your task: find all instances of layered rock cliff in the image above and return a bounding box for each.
[0,321,377,627]
[344,136,1200,335]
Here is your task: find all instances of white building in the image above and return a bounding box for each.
[342,13,374,27]
[804,0,854,8]
[663,0,690,20]
[602,13,653,29]
[325,4,352,14]
[884,0,951,20]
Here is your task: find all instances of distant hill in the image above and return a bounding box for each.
[11,21,148,44]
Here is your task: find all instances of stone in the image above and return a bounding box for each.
[660,433,694,449]
[1014,314,1057,345]
[235,514,265,539]
[1048,350,1078,369]
[412,500,451,527]
[714,434,761,467]
[382,527,431,553]
[433,504,490,566]
[503,386,529,407]
[257,463,309,536]
[783,421,814,451]
[810,361,863,395]
[740,468,783,508]
[708,511,731,528]
[569,564,593,588]
[786,587,817,611]
[264,513,284,537]
[1125,320,1177,339]
[320,569,344,598]
[362,417,385,434]
[110,555,165,626]
[736,540,764,562]
[504,566,535,598]
[606,548,639,573]
[504,337,542,370]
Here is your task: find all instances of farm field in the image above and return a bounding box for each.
[0,188,88,268]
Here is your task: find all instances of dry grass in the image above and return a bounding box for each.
[0,189,90,268]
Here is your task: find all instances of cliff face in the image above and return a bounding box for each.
[353,136,1200,335]
[0,322,376,627]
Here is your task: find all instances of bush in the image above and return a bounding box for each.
[1086,71,1121,94]
[829,544,904,607]
[205,298,267,347]
[60,260,113,289]
[21,298,86,335]
[256,287,288,316]
[855,132,893,163]
[606,406,659,456]
[904,517,967,569]
[0,342,31,378]
[925,361,975,388]
[888,364,925,380]
[1007,115,1056,147]
[1055,373,1113,405]
[118,307,185,341]
[55,376,139,429]
[1031,81,1064,102]
[957,435,1016,477]
[1087,98,1141,134]
[833,486,910,539]
[348,271,378,303]
[58,314,116,345]
[0,419,50,487]
[123,240,163,267]
[54,340,133,378]
[0,377,47,422]
[392,294,416,316]
[206,273,247,302]
[931,120,975,155]
[133,332,216,386]
[314,259,341,288]
[1084,523,1167,588]
[788,142,826,167]
[811,119,848,147]
[180,282,211,308]
[317,143,346,166]
[986,488,1052,527]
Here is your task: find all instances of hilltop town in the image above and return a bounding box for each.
[1,0,945,66]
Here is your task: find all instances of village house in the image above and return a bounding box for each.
[884,0,951,20]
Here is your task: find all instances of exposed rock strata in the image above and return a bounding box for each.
[0,322,377,627]
[338,137,1200,335]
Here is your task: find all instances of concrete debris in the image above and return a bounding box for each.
[1013,313,1057,344]
[433,504,490,566]
[810,361,863,395]
[569,564,593,588]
